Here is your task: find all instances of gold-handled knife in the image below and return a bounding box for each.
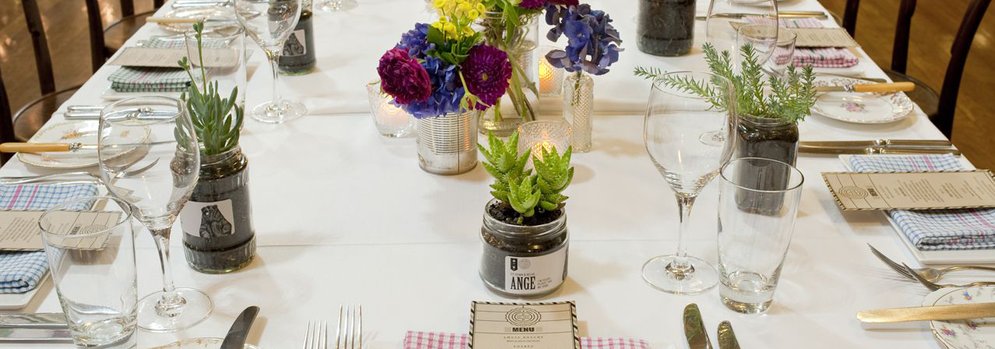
[717,321,740,349]
[858,302,995,323]
[684,304,713,349]
[695,11,828,20]
[815,82,916,93]
[0,141,176,153]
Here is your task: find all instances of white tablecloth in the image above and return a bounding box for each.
[0,0,964,348]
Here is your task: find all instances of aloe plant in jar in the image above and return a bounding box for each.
[179,23,255,273]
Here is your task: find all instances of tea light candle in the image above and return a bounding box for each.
[517,120,571,162]
[538,58,563,97]
[367,80,415,138]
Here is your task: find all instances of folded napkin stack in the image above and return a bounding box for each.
[403,331,649,349]
[847,154,995,251]
[747,18,859,68]
[0,183,99,293]
[108,67,191,93]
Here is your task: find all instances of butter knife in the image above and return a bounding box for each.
[799,145,961,156]
[800,139,953,147]
[0,328,73,342]
[695,11,828,20]
[0,313,67,329]
[684,304,712,349]
[717,321,740,349]
[815,82,915,93]
[221,306,259,349]
[858,302,995,323]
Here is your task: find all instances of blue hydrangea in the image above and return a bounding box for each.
[397,23,433,57]
[544,4,622,75]
[399,56,465,118]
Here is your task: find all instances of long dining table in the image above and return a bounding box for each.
[0,0,970,348]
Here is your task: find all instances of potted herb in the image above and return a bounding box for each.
[478,131,573,297]
[178,23,255,273]
[634,43,816,166]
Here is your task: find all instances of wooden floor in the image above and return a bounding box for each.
[0,0,993,167]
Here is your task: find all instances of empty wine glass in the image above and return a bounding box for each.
[235,0,307,123]
[318,0,357,12]
[705,0,778,55]
[98,96,211,332]
[642,72,736,295]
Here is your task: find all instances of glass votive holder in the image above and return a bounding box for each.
[517,120,572,162]
[366,80,415,138]
[538,53,564,97]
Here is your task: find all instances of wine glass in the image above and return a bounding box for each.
[235,0,307,123]
[642,72,736,295]
[98,96,211,332]
[318,0,357,12]
[705,0,778,55]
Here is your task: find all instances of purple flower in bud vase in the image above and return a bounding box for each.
[518,0,547,9]
[544,3,622,75]
[377,48,432,105]
[397,23,433,58]
[461,44,512,110]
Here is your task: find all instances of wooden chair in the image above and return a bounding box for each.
[4,0,86,142]
[0,70,17,164]
[86,0,166,63]
[840,0,992,138]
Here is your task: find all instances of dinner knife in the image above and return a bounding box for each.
[0,328,73,342]
[799,145,961,156]
[695,11,828,20]
[684,304,713,349]
[0,141,177,153]
[220,306,259,349]
[815,82,915,93]
[857,302,995,323]
[0,313,67,329]
[717,321,740,349]
[800,139,953,147]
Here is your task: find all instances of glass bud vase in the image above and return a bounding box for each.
[563,72,594,152]
[417,110,480,175]
[477,11,541,136]
[181,146,256,273]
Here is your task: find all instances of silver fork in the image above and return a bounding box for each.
[868,244,995,284]
[303,320,327,349]
[336,305,362,349]
[900,263,995,291]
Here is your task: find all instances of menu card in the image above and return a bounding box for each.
[790,28,858,48]
[822,171,995,211]
[470,301,579,349]
[0,211,118,250]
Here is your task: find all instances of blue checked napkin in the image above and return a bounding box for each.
[0,183,99,293]
[847,154,995,251]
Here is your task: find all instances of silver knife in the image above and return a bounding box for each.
[799,145,961,156]
[684,304,712,349]
[695,11,828,20]
[858,302,995,323]
[717,321,740,349]
[0,313,67,329]
[221,306,259,349]
[800,139,953,147]
[0,328,73,342]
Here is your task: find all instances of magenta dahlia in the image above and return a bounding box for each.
[518,0,546,9]
[377,48,432,105]
[461,45,512,110]
[547,0,578,6]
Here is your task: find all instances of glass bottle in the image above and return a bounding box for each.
[279,0,316,74]
[563,72,594,152]
[638,0,696,56]
[181,147,256,273]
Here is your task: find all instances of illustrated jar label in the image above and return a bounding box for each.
[503,247,567,295]
[180,199,236,239]
[282,29,307,57]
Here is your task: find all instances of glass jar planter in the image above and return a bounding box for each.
[417,110,479,175]
[181,146,256,273]
[477,11,541,136]
[479,199,568,298]
[638,0,696,56]
[734,114,799,165]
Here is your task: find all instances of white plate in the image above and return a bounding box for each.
[150,337,258,349]
[18,121,151,169]
[156,7,239,34]
[811,77,915,124]
[0,272,47,310]
[923,286,995,349]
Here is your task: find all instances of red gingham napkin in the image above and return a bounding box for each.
[403,331,650,349]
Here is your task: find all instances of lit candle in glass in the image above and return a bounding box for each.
[367,80,415,138]
[538,55,563,97]
[518,120,571,163]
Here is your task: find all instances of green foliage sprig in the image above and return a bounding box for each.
[633,43,817,124]
[480,131,574,224]
[178,22,244,156]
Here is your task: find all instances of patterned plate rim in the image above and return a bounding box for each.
[811,77,915,124]
[17,121,152,169]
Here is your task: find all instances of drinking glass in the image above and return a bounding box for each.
[39,196,137,348]
[366,80,414,138]
[235,0,307,123]
[318,0,357,12]
[717,157,804,313]
[98,96,210,332]
[705,0,778,55]
[184,26,247,110]
[766,30,798,76]
[642,72,736,295]
[734,23,778,69]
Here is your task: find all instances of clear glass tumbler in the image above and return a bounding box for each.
[39,196,137,348]
[366,80,414,138]
[766,30,798,76]
[717,157,804,313]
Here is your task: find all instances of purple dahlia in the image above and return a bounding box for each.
[518,0,546,9]
[547,0,578,6]
[377,48,432,105]
[461,44,512,111]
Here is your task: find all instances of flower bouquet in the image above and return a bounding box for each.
[377,0,513,174]
[544,2,622,152]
